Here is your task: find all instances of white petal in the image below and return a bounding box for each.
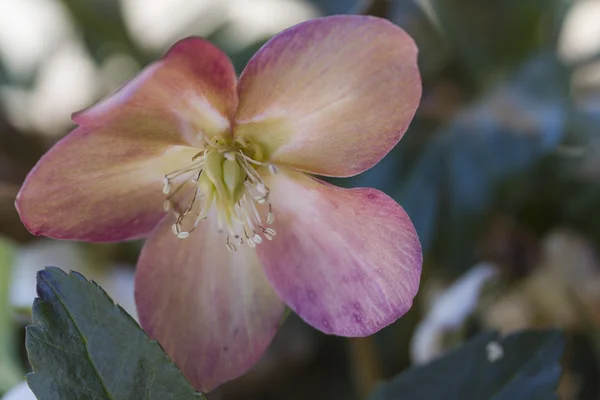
[410,262,499,364]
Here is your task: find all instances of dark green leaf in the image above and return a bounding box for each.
[305,0,364,14]
[369,330,564,400]
[26,267,204,400]
[397,53,569,273]
[390,0,448,77]
[426,0,571,85]
[57,0,147,64]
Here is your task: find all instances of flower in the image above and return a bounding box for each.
[16,15,422,391]
[9,239,137,320]
[2,382,36,400]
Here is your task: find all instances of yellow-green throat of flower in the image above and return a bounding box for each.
[163,135,276,251]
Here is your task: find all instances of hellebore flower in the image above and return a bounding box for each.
[16,15,422,391]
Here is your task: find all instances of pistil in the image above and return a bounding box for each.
[162,136,276,250]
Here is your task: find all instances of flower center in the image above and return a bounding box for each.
[162,135,276,251]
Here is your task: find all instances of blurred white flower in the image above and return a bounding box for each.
[1,382,35,400]
[121,0,319,51]
[410,263,499,364]
[559,0,600,63]
[482,229,600,332]
[0,0,74,79]
[10,240,137,320]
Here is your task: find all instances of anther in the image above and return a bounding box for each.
[261,227,275,241]
[256,183,267,194]
[163,178,171,195]
[163,136,277,250]
[226,236,238,252]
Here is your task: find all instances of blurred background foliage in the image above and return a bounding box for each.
[1,0,600,399]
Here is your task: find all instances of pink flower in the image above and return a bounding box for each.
[16,15,422,391]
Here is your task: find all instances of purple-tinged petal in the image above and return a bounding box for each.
[16,125,198,242]
[235,15,421,177]
[17,37,240,242]
[75,37,238,145]
[135,215,285,392]
[257,170,422,336]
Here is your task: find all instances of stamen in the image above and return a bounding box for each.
[226,236,238,252]
[256,183,267,194]
[245,195,262,225]
[162,136,276,250]
[263,232,274,241]
[241,153,267,166]
[267,206,275,224]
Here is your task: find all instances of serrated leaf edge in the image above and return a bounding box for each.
[26,267,206,400]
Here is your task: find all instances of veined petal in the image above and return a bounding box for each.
[257,171,422,336]
[75,37,238,145]
[235,15,421,177]
[16,125,198,242]
[135,215,285,392]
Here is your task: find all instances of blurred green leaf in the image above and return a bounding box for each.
[390,0,448,77]
[26,267,204,400]
[501,105,600,253]
[0,237,23,393]
[203,24,269,74]
[397,53,569,273]
[426,0,571,86]
[306,0,365,14]
[57,0,147,64]
[369,330,564,400]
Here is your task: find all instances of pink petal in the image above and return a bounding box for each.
[257,171,422,336]
[17,37,239,242]
[16,125,198,242]
[235,15,421,177]
[135,216,286,392]
[75,37,238,144]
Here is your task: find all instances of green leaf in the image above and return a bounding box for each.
[426,0,571,86]
[396,53,569,274]
[390,0,448,78]
[369,330,564,400]
[26,267,205,400]
[305,0,364,14]
[56,0,148,64]
[0,237,24,393]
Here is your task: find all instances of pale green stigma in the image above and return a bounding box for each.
[163,135,276,251]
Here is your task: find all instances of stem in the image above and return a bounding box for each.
[347,336,383,399]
